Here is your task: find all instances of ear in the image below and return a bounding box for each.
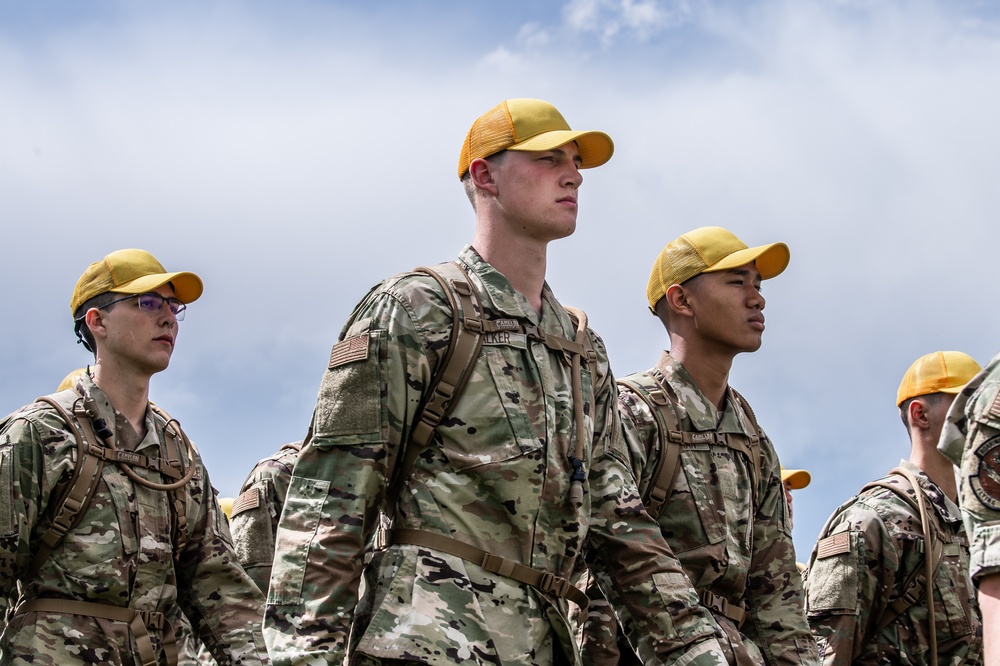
[908,399,930,430]
[665,284,694,319]
[468,157,499,197]
[84,308,109,345]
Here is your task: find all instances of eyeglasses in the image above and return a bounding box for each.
[99,292,187,321]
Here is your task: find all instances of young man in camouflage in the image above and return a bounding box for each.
[0,249,269,665]
[583,227,817,665]
[229,441,302,593]
[264,99,737,665]
[939,350,1000,662]
[805,351,984,665]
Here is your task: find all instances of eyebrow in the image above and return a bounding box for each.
[724,268,762,281]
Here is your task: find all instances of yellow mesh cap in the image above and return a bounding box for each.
[457,98,614,179]
[71,249,203,314]
[896,351,982,405]
[646,227,790,311]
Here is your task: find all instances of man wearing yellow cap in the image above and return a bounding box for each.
[781,467,811,529]
[582,227,818,665]
[939,352,1000,662]
[265,101,732,665]
[805,351,983,665]
[0,249,268,665]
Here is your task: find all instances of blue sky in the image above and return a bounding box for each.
[3,0,1000,562]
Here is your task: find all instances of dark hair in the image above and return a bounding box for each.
[73,291,120,354]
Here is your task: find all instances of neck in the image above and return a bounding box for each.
[91,360,151,435]
[471,229,548,315]
[667,337,735,410]
[909,440,958,502]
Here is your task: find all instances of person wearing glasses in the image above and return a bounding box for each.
[0,249,268,665]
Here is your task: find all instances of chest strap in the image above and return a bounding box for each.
[700,589,746,627]
[17,598,177,666]
[387,528,589,610]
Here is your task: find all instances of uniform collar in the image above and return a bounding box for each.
[653,351,754,436]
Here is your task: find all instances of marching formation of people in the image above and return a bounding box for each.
[0,98,994,666]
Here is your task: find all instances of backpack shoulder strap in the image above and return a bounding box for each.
[617,374,681,520]
[863,468,944,649]
[729,389,764,506]
[28,392,105,578]
[149,403,193,560]
[382,261,484,518]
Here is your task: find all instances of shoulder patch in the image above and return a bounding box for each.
[971,435,1000,511]
[329,333,369,369]
[231,488,261,518]
[816,533,851,559]
[990,392,1000,420]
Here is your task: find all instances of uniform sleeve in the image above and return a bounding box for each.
[0,416,48,626]
[804,500,893,666]
[231,458,295,594]
[582,354,727,665]
[263,286,439,666]
[957,381,1000,583]
[741,436,819,665]
[175,449,270,665]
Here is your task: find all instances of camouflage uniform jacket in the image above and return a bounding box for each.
[595,352,816,666]
[939,350,1000,584]
[0,374,269,665]
[230,442,301,593]
[264,246,728,666]
[804,459,983,665]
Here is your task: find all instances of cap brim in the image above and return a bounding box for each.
[110,271,204,304]
[507,129,614,169]
[781,469,811,489]
[705,242,790,280]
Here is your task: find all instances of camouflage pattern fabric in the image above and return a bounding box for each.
[230,442,301,593]
[264,246,729,666]
[940,350,1000,584]
[0,373,269,665]
[804,460,983,665]
[583,352,817,666]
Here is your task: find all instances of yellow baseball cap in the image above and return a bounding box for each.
[896,351,982,406]
[71,249,203,314]
[780,467,811,490]
[457,98,614,179]
[646,226,790,311]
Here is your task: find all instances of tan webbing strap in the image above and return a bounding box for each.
[865,468,943,666]
[150,404,191,558]
[29,396,105,579]
[383,264,485,519]
[18,598,177,666]
[563,306,594,507]
[388,528,589,610]
[617,378,681,520]
[700,589,746,627]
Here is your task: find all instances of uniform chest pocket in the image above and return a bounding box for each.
[104,473,140,557]
[666,445,728,552]
[440,346,543,471]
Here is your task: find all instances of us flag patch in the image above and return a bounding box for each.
[329,334,369,369]
[231,488,260,518]
[816,533,851,559]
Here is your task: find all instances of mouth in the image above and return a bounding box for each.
[556,196,577,207]
[154,335,174,348]
[748,315,765,331]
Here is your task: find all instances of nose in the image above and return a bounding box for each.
[563,163,582,189]
[748,286,765,310]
